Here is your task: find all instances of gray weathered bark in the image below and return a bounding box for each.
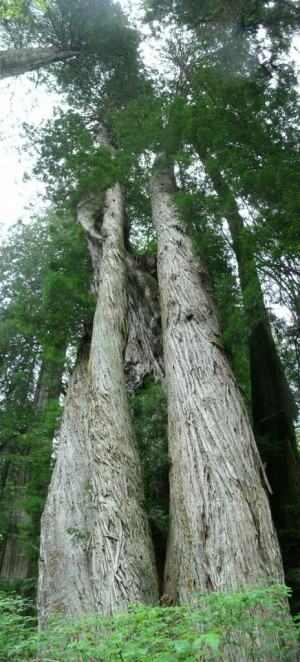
[38,183,159,624]
[149,157,285,610]
[85,183,158,614]
[0,46,79,79]
[38,341,95,625]
[125,255,164,393]
[196,151,300,607]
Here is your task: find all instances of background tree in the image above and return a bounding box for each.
[0,213,94,594]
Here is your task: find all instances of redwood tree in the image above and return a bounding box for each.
[149,156,284,605]
[0,0,298,645]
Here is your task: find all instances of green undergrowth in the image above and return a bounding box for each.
[0,583,299,661]
[132,376,169,538]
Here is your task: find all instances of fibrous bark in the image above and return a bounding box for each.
[197,152,300,605]
[125,255,164,394]
[38,179,159,624]
[149,157,284,610]
[85,183,158,614]
[38,341,95,625]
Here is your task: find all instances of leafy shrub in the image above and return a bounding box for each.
[0,583,299,661]
[0,592,36,661]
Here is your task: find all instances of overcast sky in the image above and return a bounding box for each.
[0,75,59,238]
[0,0,147,239]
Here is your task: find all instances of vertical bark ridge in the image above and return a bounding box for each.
[149,158,284,610]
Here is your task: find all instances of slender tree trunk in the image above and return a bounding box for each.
[149,157,284,612]
[0,46,79,79]
[0,461,29,581]
[197,151,300,605]
[38,184,159,624]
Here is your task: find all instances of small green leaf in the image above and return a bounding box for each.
[203,632,221,651]
[171,639,191,654]
[191,637,204,651]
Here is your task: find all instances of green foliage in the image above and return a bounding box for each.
[0,212,94,353]
[109,93,166,156]
[66,527,91,546]
[144,0,300,51]
[0,0,49,21]
[0,0,52,49]
[132,376,169,537]
[25,113,114,210]
[0,0,142,64]
[0,592,36,661]
[0,211,94,592]
[28,109,154,213]
[0,583,299,660]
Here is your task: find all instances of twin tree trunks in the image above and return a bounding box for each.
[38,148,288,659]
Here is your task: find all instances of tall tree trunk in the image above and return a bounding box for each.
[149,156,284,612]
[0,46,79,79]
[38,185,159,625]
[197,151,300,604]
[85,183,158,614]
[0,359,63,585]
